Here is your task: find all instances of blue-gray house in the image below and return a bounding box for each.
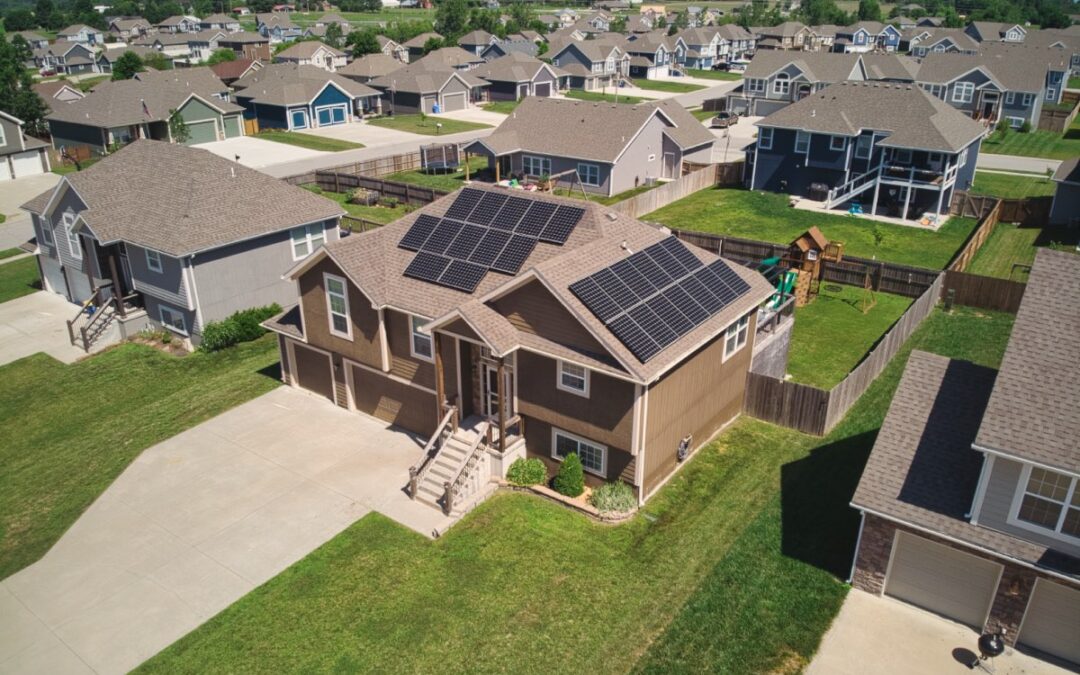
[232,63,380,130]
[834,21,903,53]
[746,81,987,221]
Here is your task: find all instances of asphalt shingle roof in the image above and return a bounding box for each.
[337,53,404,79]
[274,40,346,59]
[916,49,1064,93]
[743,51,861,81]
[470,52,564,83]
[233,63,378,106]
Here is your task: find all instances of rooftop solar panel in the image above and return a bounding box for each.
[490,235,537,275]
[492,197,531,231]
[468,228,512,267]
[539,205,584,244]
[438,259,487,293]
[515,201,556,237]
[420,219,464,255]
[710,260,752,295]
[647,294,694,337]
[568,278,621,323]
[592,268,637,312]
[610,258,654,301]
[404,252,450,283]
[445,223,486,259]
[444,188,483,221]
[628,304,678,348]
[398,214,441,251]
[608,315,662,363]
[468,192,510,226]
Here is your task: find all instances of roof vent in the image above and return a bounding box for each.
[620,239,632,253]
[606,212,618,221]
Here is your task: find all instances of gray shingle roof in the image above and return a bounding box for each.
[916,50,1062,93]
[274,39,346,59]
[743,51,861,81]
[21,140,344,257]
[860,53,919,81]
[1052,157,1080,185]
[337,53,404,79]
[233,63,378,106]
[402,31,443,48]
[756,81,987,152]
[470,52,564,83]
[975,249,1080,474]
[367,58,486,94]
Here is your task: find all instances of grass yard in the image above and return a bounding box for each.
[483,99,522,115]
[645,188,978,269]
[553,182,658,206]
[367,115,491,136]
[966,223,1080,281]
[385,156,488,192]
[0,256,41,304]
[787,285,913,389]
[52,157,100,175]
[980,117,1080,160]
[257,131,364,152]
[1069,77,1080,90]
[690,108,715,121]
[631,79,705,93]
[685,68,743,81]
[0,248,22,261]
[0,336,280,580]
[76,75,109,92]
[140,305,1013,674]
[565,90,647,105]
[305,187,411,225]
[970,171,1056,199]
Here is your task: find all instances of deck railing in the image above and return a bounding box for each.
[408,405,457,499]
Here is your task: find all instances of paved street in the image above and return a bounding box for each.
[976,153,1061,175]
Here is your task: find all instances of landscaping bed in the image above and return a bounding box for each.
[0,256,41,304]
[257,131,364,152]
[367,115,492,135]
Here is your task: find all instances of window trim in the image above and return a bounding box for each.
[158,305,188,336]
[829,135,846,152]
[722,314,750,361]
[0,124,6,147]
[556,359,590,397]
[324,272,352,340]
[291,222,326,261]
[1007,463,1080,543]
[522,154,551,177]
[894,148,913,164]
[1005,91,1015,105]
[1021,93,1034,107]
[952,81,974,104]
[794,130,810,154]
[39,216,54,245]
[772,72,790,96]
[145,248,163,273]
[62,211,81,260]
[854,134,872,160]
[758,127,773,150]
[1007,116,1024,129]
[577,162,600,187]
[409,314,434,362]
[551,427,607,477]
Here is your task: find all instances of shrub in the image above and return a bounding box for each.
[589,481,637,514]
[553,453,585,498]
[381,196,400,209]
[1020,121,1032,134]
[506,457,547,486]
[200,303,282,352]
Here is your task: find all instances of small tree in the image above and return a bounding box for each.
[346,28,380,56]
[206,48,237,65]
[168,108,190,144]
[422,36,443,55]
[324,22,344,49]
[111,51,145,80]
[142,51,170,71]
[553,453,585,498]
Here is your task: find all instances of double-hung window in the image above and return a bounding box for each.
[145,248,163,273]
[557,360,589,397]
[552,428,606,476]
[1005,91,1015,105]
[40,216,54,246]
[1011,466,1080,540]
[523,155,551,177]
[794,130,810,154]
[854,134,873,159]
[772,73,790,96]
[758,127,773,150]
[159,305,188,335]
[1021,93,1034,107]
[410,315,433,361]
[62,212,81,260]
[324,273,351,339]
[952,81,974,104]
[746,78,765,94]
[577,163,600,186]
[829,135,846,152]
[291,223,326,260]
[723,314,749,360]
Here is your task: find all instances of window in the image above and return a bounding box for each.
[1005,91,1015,105]
[829,135,846,152]
[794,130,810,154]
[0,123,5,146]
[557,360,589,396]
[758,127,773,150]
[159,305,187,335]
[1021,93,1034,107]
[577,163,600,186]
[772,73,790,96]
[552,428,606,476]
[952,81,974,104]
[410,315,433,361]
[1046,88,1057,102]
[39,217,54,246]
[746,78,765,94]
[958,147,969,166]
[894,148,912,164]
[932,42,945,53]
[723,314,749,360]
[1007,116,1024,129]
[291,223,326,260]
[523,155,551,177]
[62,212,81,260]
[1012,466,1080,540]
[324,273,351,339]
[854,135,873,159]
[145,248,163,273]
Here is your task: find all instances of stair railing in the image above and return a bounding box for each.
[443,421,490,516]
[78,295,118,352]
[409,405,457,499]
[65,285,104,347]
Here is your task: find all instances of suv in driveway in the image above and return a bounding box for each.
[710,111,739,128]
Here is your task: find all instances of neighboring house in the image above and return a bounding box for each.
[402,31,444,60]
[20,140,345,347]
[809,24,838,51]
[420,46,486,71]
[480,38,539,60]
[261,183,774,513]
[833,21,903,53]
[714,23,756,62]
[458,29,498,57]
[156,15,200,33]
[465,97,715,194]
[209,57,262,85]
[233,6,252,15]
[32,80,86,112]
[678,27,722,69]
[337,53,405,83]
[57,24,105,45]
[376,35,409,62]
[754,21,813,50]
[11,31,50,50]
[850,248,1080,669]
[747,81,986,221]
[256,12,302,43]
[471,53,565,100]
[1026,29,1080,76]
[860,52,920,81]
[132,31,197,59]
[367,60,489,113]
[965,21,1027,44]
[47,68,243,153]
[315,13,349,29]
[183,29,229,63]
[107,17,153,41]
[274,40,348,71]
[0,111,50,181]
[217,31,272,61]
[906,28,980,58]
[96,45,171,73]
[728,51,864,116]
[233,63,381,130]
[200,13,242,32]
[621,32,676,79]
[549,40,629,90]
[1048,157,1080,227]
[33,43,99,75]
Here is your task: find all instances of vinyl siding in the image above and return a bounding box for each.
[297,255,383,370]
[0,117,22,153]
[30,213,59,261]
[143,293,196,337]
[609,113,670,193]
[127,243,190,310]
[488,279,615,362]
[507,150,614,195]
[524,416,636,488]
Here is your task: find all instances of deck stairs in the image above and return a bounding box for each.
[824,166,880,209]
[411,417,494,518]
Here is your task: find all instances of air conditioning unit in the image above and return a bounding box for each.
[644,176,657,186]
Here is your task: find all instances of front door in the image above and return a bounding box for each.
[981,92,999,119]
[482,362,513,419]
[662,152,677,179]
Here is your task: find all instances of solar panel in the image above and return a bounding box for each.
[444,188,483,221]
[445,223,486,259]
[420,219,463,255]
[539,205,584,244]
[468,228,512,267]
[438,259,487,293]
[629,253,671,291]
[398,214,441,251]
[515,202,556,237]
[404,252,450,283]
[592,268,637,311]
[468,192,509,226]
[656,236,704,273]
[492,197,531,231]
[628,304,678,348]
[682,274,723,314]
[710,260,752,295]
[610,258,655,301]
[662,285,709,326]
[608,314,662,362]
[490,235,537,275]
[568,278,621,323]
[647,295,694,337]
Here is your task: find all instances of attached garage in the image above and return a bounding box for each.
[185,120,219,145]
[11,150,44,178]
[421,95,437,114]
[0,159,11,181]
[440,91,467,112]
[348,363,437,437]
[534,82,551,97]
[292,343,335,403]
[1018,579,1080,664]
[884,532,1002,628]
[40,256,68,296]
[315,105,347,127]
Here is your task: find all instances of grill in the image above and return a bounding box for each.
[969,630,1005,673]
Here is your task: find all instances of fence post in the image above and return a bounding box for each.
[404,183,411,205]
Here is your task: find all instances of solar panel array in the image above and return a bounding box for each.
[569,238,751,363]
[398,188,585,293]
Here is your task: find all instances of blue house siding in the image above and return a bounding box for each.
[240,84,356,130]
[239,98,290,129]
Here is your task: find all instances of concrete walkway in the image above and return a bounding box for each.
[0,387,451,674]
[0,292,100,366]
[977,153,1061,175]
[808,590,1073,675]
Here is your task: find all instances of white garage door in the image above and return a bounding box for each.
[885,532,1001,628]
[40,256,68,297]
[1019,579,1080,664]
[11,150,44,178]
[440,92,466,112]
[0,158,11,181]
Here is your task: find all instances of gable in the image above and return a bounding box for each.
[488,279,614,361]
[178,96,223,122]
[312,82,351,106]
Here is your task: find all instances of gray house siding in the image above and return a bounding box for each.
[506,152,614,196]
[48,187,97,303]
[609,114,670,192]
[384,90,423,114]
[126,243,190,310]
[1049,183,1080,226]
[975,455,1080,559]
[0,116,22,153]
[142,293,198,338]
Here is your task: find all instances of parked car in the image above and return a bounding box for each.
[710,111,739,128]
[39,68,57,77]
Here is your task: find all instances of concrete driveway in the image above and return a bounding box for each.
[808,590,1074,675]
[436,107,507,126]
[196,136,330,170]
[0,387,451,674]
[710,115,760,162]
[0,172,59,218]
[0,292,101,366]
[301,119,432,147]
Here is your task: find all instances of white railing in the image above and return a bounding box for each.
[825,166,880,208]
[443,421,490,515]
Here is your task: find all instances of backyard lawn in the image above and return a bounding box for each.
[645,188,978,269]
[787,285,912,389]
[0,336,280,580]
[385,156,488,192]
[554,183,658,206]
[367,115,492,135]
[970,171,1056,199]
[257,131,364,152]
[304,186,410,225]
[967,223,1080,281]
[980,117,1080,160]
[684,68,743,81]
[52,157,100,175]
[0,256,41,304]
[565,90,647,105]
[1070,76,1080,90]
[483,99,521,115]
[631,79,705,93]
[139,305,1014,674]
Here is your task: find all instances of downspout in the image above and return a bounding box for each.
[846,510,865,583]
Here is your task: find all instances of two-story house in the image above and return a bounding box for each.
[217,31,272,61]
[262,183,774,515]
[715,23,757,62]
[0,111,50,180]
[850,248,1080,669]
[678,27,721,69]
[233,63,381,128]
[273,40,348,71]
[375,35,409,62]
[549,40,628,90]
[457,29,498,57]
[906,28,980,58]
[57,24,104,45]
[199,13,242,32]
[965,21,1027,44]
[256,12,302,43]
[833,21,903,53]
[20,140,345,348]
[107,17,153,41]
[32,42,99,75]
[728,51,865,116]
[155,15,200,33]
[746,81,986,222]
[337,53,404,83]
[621,32,677,79]
[11,31,50,50]
[753,21,813,50]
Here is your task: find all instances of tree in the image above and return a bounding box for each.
[435,0,469,39]
[9,34,33,65]
[941,6,963,27]
[111,50,145,79]
[553,453,584,497]
[421,35,443,54]
[508,0,530,29]
[323,22,343,48]
[346,28,380,56]
[667,22,678,35]
[142,51,170,70]
[5,9,37,31]
[35,0,61,30]
[168,108,189,143]
[0,32,49,135]
[206,48,237,65]
[468,8,499,34]
[798,0,848,26]
[857,0,882,21]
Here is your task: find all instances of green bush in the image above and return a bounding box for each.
[506,457,547,486]
[200,303,282,352]
[589,481,637,514]
[1020,121,1032,134]
[553,453,585,498]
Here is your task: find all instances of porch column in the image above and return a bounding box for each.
[434,331,446,419]
[108,253,126,317]
[496,356,506,453]
[902,173,913,220]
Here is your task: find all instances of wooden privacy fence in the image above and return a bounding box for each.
[283,150,423,185]
[941,270,1027,313]
[948,198,1001,272]
[950,191,1000,220]
[950,191,1051,228]
[312,171,449,206]
[609,164,726,219]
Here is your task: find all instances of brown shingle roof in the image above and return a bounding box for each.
[209,57,259,81]
[743,51,862,82]
[337,53,404,79]
[274,40,345,60]
[470,52,564,83]
[233,63,378,106]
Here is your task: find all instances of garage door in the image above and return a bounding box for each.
[885,532,1001,628]
[185,119,218,145]
[1019,579,1080,664]
[440,92,466,112]
[40,256,68,297]
[316,105,347,127]
[350,364,437,437]
[0,159,10,181]
[534,82,551,97]
[421,96,437,114]
[292,344,334,403]
[11,150,44,178]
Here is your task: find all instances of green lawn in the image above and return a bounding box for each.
[0,257,41,304]
[565,90,647,105]
[304,186,410,225]
[645,188,978,269]
[787,285,913,389]
[384,156,488,192]
[140,305,1013,674]
[970,171,1056,199]
[52,157,100,175]
[554,182,658,206]
[0,248,22,261]
[980,117,1080,160]
[632,79,706,93]
[482,99,521,115]
[76,75,109,92]
[967,223,1080,281]
[0,336,280,580]
[1068,76,1080,90]
[257,131,364,152]
[367,115,492,136]
[690,108,715,121]
[685,68,743,81]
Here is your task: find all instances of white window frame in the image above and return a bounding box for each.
[1007,464,1080,542]
[952,81,974,104]
[854,134,872,159]
[324,272,352,340]
[158,305,188,336]
[794,130,810,154]
[772,73,790,96]
[556,359,589,397]
[958,147,969,166]
[551,427,607,477]
[39,216,54,245]
[62,211,81,260]
[1007,116,1024,129]
[758,127,773,150]
[894,148,913,164]
[1021,93,1034,107]
[522,154,551,177]
[1046,87,1057,102]
[1005,91,1015,105]
[577,162,600,187]
[746,78,765,94]
[291,222,326,261]
[829,135,846,152]
[145,248,163,273]
[409,314,433,362]
[0,124,6,147]
[722,314,749,361]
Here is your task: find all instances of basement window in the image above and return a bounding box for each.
[552,428,607,477]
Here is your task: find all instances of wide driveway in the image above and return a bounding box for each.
[197,136,330,170]
[0,387,450,675]
[0,172,59,219]
[0,292,100,366]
